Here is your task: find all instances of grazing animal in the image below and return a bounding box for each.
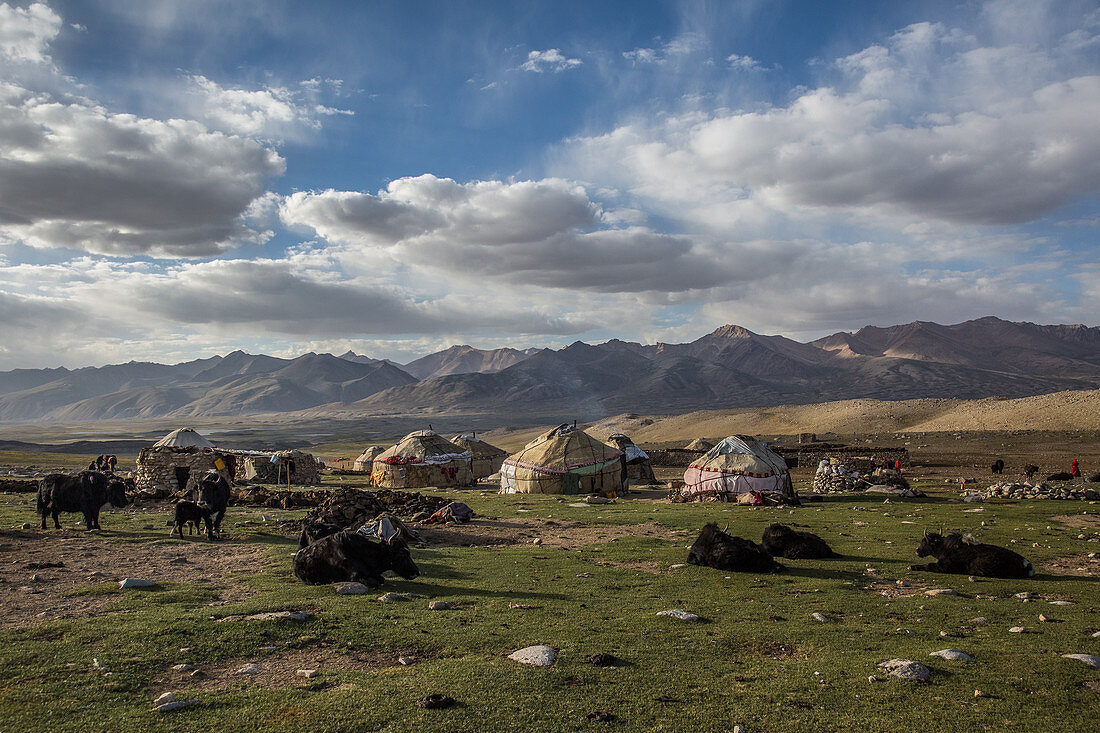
[293,530,420,586]
[687,522,783,573]
[991,459,1004,475]
[761,523,840,559]
[171,500,210,537]
[191,471,231,538]
[37,471,129,530]
[298,521,344,549]
[1046,472,1074,481]
[1023,464,1039,480]
[910,532,1034,579]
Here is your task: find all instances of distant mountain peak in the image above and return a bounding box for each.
[707,324,756,340]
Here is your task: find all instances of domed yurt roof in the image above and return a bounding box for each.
[606,433,649,463]
[353,445,385,468]
[500,424,623,494]
[152,427,214,449]
[376,430,470,465]
[449,434,507,460]
[683,435,791,498]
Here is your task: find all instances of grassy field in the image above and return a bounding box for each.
[0,480,1097,732]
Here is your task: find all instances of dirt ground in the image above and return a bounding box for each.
[0,528,271,628]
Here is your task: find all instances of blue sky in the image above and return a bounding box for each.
[0,0,1098,368]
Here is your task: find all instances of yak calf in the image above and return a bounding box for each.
[171,500,210,537]
[1023,464,1040,480]
[293,530,420,586]
[910,532,1034,579]
[687,522,783,573]
[38,471,129,530]
[761,523,840,559]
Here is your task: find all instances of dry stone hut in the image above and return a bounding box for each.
[605,433,657,484]
[685,437,715,452]
[681,435,795,502]
[135,428,226,493]
[353,446,385,472]
[225,449,321,485]
[449,434,507,480]
[499,424,623,495]
[371,430,473,489]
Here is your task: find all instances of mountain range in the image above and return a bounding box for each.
[0,317,1097,422]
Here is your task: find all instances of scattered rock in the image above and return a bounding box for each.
[929,649,972,661]
[428,600,451,610]
[217,611,312,623]
[377,592,409,603]
[586,711,615,722]
[171,664,194,673]
[333,582,369,595]
[1039,614,1050,622]
[669,564,687,570]
[155,701,195,713]
[398,656,416,666]
[1015,592,1036,600]
[969,617,989,624]
[925,588,958,596]
[20,522,31,530]
[296,669,318,678]
[153,692,175,706]
[811,612,830,622]
[1062,654,1100,669]
[974,690,989,698]
[118,578,156,589]
[508,645,557,667]
[657,609,701,622]
[236,663,259,675]
[416,694,456,710]
[29,574,41,582]
[877,659,931,682]
[1009,626,1026,633]
[1049,600,1074,606]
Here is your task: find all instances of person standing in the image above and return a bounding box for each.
[1071,458,1080,478]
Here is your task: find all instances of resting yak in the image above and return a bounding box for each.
[298,521,344,549]
[761,523,840,559]
[38,471,129,530]
[687,522,783,573]
[293,530,420,586]
[910,532,1034,579]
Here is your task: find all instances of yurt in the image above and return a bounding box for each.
[136,428,222,493]
[685,437,715,452]
[450,434,507,480]
[153,428,215,448]
[371,430,473,489]
[499,424,623,495]
[353,445,385,472]
[682,435,794,501]
[605,433,657,484]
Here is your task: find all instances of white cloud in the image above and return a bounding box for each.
[623,33,706,65]
[0,2,60,63]
[726,53,765,71]
[521,48,581,73]
[186,74,352,140]
[0,81,285,256]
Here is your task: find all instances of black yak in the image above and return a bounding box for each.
[298,521,344,549]
[171,500,209,537]
[991,459,1004,475]
[192,471,231,537]
[1046,472,1074,481]
[293,530,420,586]
[910,532,1034,579]
[1023,464,1039,480]
[687,522,783,573]
[38,471,129,530]
[761,523,840,559]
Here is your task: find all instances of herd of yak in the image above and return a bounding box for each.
[33,467,1037,588]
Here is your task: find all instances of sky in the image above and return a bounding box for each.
[0,0,1098,369]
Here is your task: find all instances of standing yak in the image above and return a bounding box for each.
[38,471,129,530]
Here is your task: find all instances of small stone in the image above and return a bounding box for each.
[1009,626,1026,633]
[398,656,416,665]
[20,522,31,530]
[333,582,369,595]
[1092,631,1100,638]
[1062,653,1100,669]
[236,663,259,674]
[969,617,989,624]
[877,658,932,682]
[669,564,687,570]
[925,588,958,596]
[153,692,174,706]
[296,669,317,678]
[531,538,542,545]
[92,659,105,669]
[428,600,451,610]
[118,578,156,589]
[155,701,195,712]
[811,612,830,622]
[1015,592,1035,599]
[1049,600,1073,606]
[657,609,701,622]
[939,631,948,637]
[377,592,407,603]
[929,649,972,661]
[508,645,557,667]
[30,574,41,582]
[895,579,911,587]
[178,647,192,653]
[968,576,977,583]
[1038,614,1049,622]
[974,689,989,698]
[171,664,194,672]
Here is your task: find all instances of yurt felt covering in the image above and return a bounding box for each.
[371,430,473,489]
[682,435,794,499]
[353,445,385,471]
[450,434,507,479]
[500,424,623,495]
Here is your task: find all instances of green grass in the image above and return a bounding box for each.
[0,487,1097,732]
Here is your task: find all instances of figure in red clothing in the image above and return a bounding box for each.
[894,459,902,474]
[1071,458,1080,478]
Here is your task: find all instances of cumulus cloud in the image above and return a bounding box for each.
[186,74,352,140]
[280,175,732,293]
[0,2,60,63]
[520,48,581,73]
[0,82,285,256]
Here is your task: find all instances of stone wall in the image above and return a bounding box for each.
[134,446,224,493]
